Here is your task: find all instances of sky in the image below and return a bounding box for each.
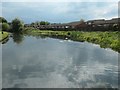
[1,0,119,24]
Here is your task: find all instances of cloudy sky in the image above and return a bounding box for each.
[1,0,119,23]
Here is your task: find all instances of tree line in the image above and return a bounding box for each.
[1,17,119,32]
[0,17,24,33]
[0,17,51,33]
[31,21,50,26]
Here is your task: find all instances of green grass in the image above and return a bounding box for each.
[0,31,9,42]
[23,28,120,53]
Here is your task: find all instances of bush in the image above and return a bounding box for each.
[2,23,10,31]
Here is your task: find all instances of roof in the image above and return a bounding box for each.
[105,18,120,24]
[67,21,81,26]
[86,18,120,24]
[87,19,105,24]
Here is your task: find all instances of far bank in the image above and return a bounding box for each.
[23,28,120,53]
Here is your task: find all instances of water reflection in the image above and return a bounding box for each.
[12,33,24,44]
[2,36,118,88]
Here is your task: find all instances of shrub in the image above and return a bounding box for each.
[2,23,10,31]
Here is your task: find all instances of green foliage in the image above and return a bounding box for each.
[2,23,10,31]
[31,22,35,26]
[35,21,40,25]
[23,28,120,53]
[0,31,9,41]
[40,21,50,25]
[11,18,24,32]
[0,17,7,23]
[110,39,120,52]
[30,21,50,26]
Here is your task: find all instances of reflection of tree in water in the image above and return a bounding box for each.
[12,33,24,44]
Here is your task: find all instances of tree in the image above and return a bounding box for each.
[2,23,10,31]
[35,21,40,25]
[31,22,35,26]
[45,21,50,25]
[80,19,85,24]
[0,17,7,23]
[11,18,24,32]
[40,21,46,25]
[40,21,50,25]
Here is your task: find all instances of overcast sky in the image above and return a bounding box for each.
[1,0,119,23]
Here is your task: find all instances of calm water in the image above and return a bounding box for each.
[2,34,119,88]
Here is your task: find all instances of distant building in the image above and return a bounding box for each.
[24,18,119,31]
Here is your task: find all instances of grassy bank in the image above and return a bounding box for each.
[0,31,9,42]
[23,28,120,53]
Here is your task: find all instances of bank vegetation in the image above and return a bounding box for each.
[23,28,120,53]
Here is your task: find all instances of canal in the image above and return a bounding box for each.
[2,34,119,88]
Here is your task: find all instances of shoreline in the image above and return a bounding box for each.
[23,28,120,53]
[0,31,9,42]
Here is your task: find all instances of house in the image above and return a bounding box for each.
[86,19,106,26]
[24,18,119,31]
